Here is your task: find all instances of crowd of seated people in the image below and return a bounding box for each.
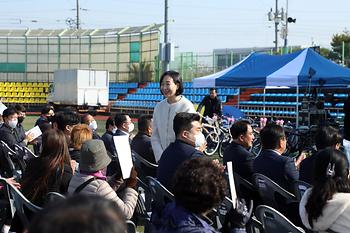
[1,78,350,232]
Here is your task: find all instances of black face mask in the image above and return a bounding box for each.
[46,115,53,122]
[18,116,24,124]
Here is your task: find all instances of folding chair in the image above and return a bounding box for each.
[0,178,42,228]
[14,144,38,161]
[126,220,136,233]
[0,141,23,179]
[132,150,158,181]
[255,205,305,233]
[146,176,174,211]
[292,180,311,201]
[252,173,297,210]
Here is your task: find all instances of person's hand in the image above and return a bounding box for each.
[25,132,35,142]
[70,160,77,174]
[6,177,21,189]
[212,159,225,173]
[125,167,137,189]
[295,151,307,169]
[197,141,207,152]
[227,198,253,229]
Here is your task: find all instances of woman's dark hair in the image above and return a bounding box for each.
[159,70,183,96]
[173,157,227,214]
[314,126,342,150]
[305,148,350,227]
[28,195,126,233]
[21,129,71,202]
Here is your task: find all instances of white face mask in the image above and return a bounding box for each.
[194,132,206,148]
[128,122,134,133]
[89,120,98,131]
[112,127,117,134]
[8,119,18,129]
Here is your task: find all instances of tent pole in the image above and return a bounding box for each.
[263,88,266,117]
[237,88,240,108]
[296,86,299,128]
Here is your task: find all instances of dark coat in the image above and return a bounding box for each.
[157,139,203,191]
[299,153,317,184]
[15,124,26,145]
[131,132,157,177]
[69,149,81,163]
[101,131,117,158]
[223,142,255,182]
[197,95,222,117]
[344,97,350,140]
[253,149,299,192]
[154,202,218,233]
[0,123,18,149]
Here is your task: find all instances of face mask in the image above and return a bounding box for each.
[89,120,98,131]
[8,119,18,129]
[128,122,134,133]
[18,116,24,124]
[194,132,206,148]
[112,127,117,134]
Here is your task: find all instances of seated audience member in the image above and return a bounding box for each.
[0,107,33,149]
[114,113,134,137]
[68,139,138,220]
[155,157,251,233]
[81,113,101,139]
[101,116,118,158]
[28,195,126,233]
[53,110,80,143]
[106,114,134,176]
[69,124,93,163]
[253,123,299,192]
[131,115,157,177]
[299,125,342,184]
[10,129,73,232]
[157,112,205,190]
[223,120,255,182]
[299,148,350,232]
[35,105,54,126]
[14,104,27,145]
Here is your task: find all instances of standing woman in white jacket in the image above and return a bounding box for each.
[151,71,195,162]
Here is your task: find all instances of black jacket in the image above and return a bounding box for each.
[131,132,156,177]
[299,153,317,184]
[157,139,203,191]
[0,123,19,149]
[223,142,255,182]
[253,149,299,192]
[197,95,222,117]
[344,97,350,140]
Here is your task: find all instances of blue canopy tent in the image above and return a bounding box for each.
[193,48,350,125]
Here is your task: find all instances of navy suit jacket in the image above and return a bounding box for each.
[131,132,157,177]
[253,149,299,192]
[223,142,255,182]
[157,139,203,191]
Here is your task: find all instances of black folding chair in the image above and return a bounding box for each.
[255,205,305,233]
[126,220,136,233]
[0,141,23,179]
[0,178,42,228]
[14,144,38,161]
[132,150,158,181]
[293,180,311,201]
[146,176,174,211]
[252,173,297,210]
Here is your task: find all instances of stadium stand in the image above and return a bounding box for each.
[0,82,50,104]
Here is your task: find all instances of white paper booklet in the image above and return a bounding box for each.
[113,135,133,179]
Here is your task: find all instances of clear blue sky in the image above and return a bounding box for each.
[0,0,349,52]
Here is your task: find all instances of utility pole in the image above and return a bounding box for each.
[283,0,288,48]
[76,0,80,29]
[162,0,169,72]
[274,0,279,52]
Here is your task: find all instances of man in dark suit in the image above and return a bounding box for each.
[101,116,117,158]
[253,123,299,192]
[157,112,205,191]
[106,113,134,176]
[131,115,156,177]
[299,125,342,184]
[81,113,101,139]
[223,120,255,182]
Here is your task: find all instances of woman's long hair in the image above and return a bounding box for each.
[21,129,71,202]
[305,148,350,227]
